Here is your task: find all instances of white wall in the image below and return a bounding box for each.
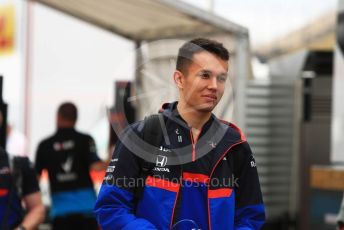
[331,0,344,162]
[29,3,135,160]
[0,0,27,132]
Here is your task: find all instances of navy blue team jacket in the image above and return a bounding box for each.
[94,102,265,230]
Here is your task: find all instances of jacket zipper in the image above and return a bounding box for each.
[190,131,196,162]
[190,128,202,162]
[207,140,245,230]
[170,128,202,228]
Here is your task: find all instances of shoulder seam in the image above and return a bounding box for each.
[219,120,246,141]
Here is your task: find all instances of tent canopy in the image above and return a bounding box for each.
[33,0,248,41]
[255,11,336,60]
[30,0,251,129]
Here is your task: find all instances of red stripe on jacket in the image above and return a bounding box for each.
[145,176,180,193]
[182,172,209,184]
[208,188,233,198]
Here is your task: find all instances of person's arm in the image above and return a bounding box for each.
[94,125,157,230]
[15,192,45,230]
[337,193,344,230]
[232,142,265,230]
[90,160,108,171]
[338,222,344,230]
[34,142,45,177]
[16,157,45,230]
[86,136,109,171]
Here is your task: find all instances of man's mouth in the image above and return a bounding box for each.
[202,95,217,101]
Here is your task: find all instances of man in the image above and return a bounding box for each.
[0,147,45,230]
[35,102,107,230]
[338,194,344,230]
[94,38,265,229]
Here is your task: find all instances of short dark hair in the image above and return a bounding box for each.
[176,38,230,74]
[58,102,77,122]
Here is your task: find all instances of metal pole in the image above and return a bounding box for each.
[207,0,214,12]
[0,76,8,148]
[234,35,249,132]
[134,41,143,120]
[24,0,33,148]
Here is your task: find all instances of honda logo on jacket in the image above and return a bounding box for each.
[156,155,167,167]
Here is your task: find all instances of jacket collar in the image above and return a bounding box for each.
[160,101,216,134]
[159,101,243,144]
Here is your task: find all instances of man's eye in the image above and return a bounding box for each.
[200,73,210,79]
[217,75,227,83]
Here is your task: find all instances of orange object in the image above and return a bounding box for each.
[0,4,15,55]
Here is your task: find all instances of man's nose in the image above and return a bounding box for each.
[208,77,218,90]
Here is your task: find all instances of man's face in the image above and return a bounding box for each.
[178,51,228,113]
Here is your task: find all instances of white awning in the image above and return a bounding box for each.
[255,11,336,59]
[33,0,248,41]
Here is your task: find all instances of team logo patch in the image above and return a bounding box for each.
[156,155,167,167]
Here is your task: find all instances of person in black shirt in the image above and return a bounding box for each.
[0,146,45,230]
[35,102,107,230]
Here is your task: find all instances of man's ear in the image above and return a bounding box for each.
[173,70,184,89]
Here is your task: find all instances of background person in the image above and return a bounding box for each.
[0,110,44,230]
[35,102,107,230]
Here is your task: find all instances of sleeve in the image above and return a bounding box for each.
[232,142,265,230]
[337,193,344,227]
[86,135,101,165]
[18,157,40,196]
[94,124,157,230]
[35,142,46,176]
